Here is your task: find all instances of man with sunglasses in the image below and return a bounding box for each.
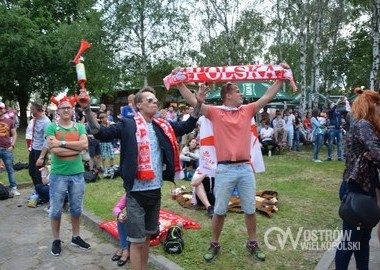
[79,86,204,270]
[0,102,20,196]
[175,63,290,263]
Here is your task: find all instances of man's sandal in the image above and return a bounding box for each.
[203,242,221,262]
[246,241,266,261]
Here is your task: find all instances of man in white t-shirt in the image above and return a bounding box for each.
[260,121,277,155]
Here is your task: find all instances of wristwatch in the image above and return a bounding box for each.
[61,141,67,148]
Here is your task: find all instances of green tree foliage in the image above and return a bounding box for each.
[193,8,267,66]
[102,0,191,87]
[0,0,115,127]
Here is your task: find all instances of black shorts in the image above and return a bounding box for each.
[88,138,100,158]
[126,189,161,243]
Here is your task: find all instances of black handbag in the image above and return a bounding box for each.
[339,191,380,229]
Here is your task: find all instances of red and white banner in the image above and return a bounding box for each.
[163,64,297,91]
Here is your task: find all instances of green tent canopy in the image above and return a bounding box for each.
[289,92,332,105]
[205,81,294,103]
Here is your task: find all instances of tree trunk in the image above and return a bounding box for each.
[311,0,327,110]
[370,0,380,90]
[324,0,344,107]
[276,0,283,62]
[15,85,30,128]
[297,0,309,115]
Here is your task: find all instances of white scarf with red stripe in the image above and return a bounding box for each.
[198,110,265,177]
[134,113,183,180]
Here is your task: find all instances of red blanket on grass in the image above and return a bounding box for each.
[99,209,201,246]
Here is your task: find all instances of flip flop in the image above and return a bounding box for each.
[111,249,122,261]
[117,250,129,266]
[117,256,129,266]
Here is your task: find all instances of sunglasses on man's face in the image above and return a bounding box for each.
[146,97,158,104]
[58,106,72,111]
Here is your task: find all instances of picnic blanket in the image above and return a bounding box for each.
[99,209,201,247]
[177,190,279,217]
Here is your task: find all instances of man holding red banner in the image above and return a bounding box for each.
[175,63,291,262]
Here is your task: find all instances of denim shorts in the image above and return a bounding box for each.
[126,190,161,243]
[214,163,256,215]
[49,173,85,218]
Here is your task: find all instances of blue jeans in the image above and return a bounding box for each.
[313,134,324,160]
[286,127,294,148]
[294,130,300,151]
[117,221,131,250]
[0,148,17,188]
[335,181,372,270]
[214,163,255,215]
[49,173,85,218]
[328,128,342,159]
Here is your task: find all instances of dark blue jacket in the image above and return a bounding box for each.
[328,105,347,129]
[94,116,198,192]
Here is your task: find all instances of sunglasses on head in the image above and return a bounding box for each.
[225,82,232,92]
[146,97,158,103]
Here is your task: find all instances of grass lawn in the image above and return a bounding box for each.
[2,128,345,269]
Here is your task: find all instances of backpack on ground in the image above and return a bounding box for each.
[13,162,29,171]
[0,183,10,200]
[163,225,184,254]
[84,170,98,183]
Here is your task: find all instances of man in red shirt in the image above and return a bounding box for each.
[0,102,19,196]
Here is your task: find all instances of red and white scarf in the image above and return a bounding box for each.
[163,64,298,91]
[134,113,183,180]
[198,109,265,177]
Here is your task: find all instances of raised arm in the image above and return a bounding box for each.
[176,79,210,117]
[77,92,101,134]
[254,80,283,114]
[254,63,290,114]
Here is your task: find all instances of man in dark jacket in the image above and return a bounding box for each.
[79,86,203,270]
[327,101,348,161]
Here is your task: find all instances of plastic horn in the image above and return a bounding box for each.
[71,40,91,103]
[72,40,91,65]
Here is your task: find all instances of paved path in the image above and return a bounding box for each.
[0,188,181,270]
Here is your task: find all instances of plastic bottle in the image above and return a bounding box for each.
[28,194,39,208]
[75,63,87,84]
[40,167,47,178]
[39,167,48,183]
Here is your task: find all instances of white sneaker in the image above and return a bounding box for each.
[312,159,323,163]
[10,187,20,196]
